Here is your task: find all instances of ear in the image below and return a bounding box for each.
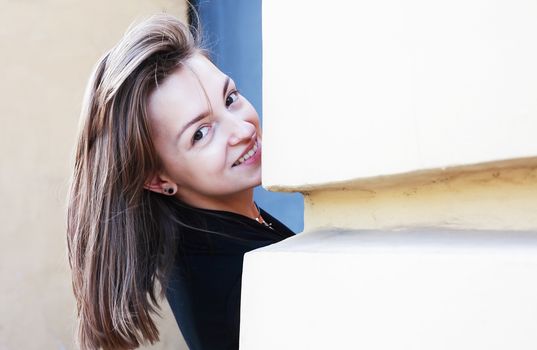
[144,172,176,195]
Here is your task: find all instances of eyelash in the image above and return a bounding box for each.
[192,125,210,144]
[226,90,240,107]
[191,89,240,145]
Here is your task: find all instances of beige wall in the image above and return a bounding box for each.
[0,1,188,349]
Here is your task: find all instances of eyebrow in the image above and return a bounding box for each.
[222,76,230,99]
[177,76,231,141]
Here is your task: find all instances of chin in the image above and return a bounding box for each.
[253,172,262,186]
[246,179,262,189]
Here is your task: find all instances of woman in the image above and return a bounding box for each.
[67,14,294,350]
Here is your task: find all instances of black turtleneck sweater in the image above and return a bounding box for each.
[165,201,295,350]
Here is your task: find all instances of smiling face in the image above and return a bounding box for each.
[145,54,262,209]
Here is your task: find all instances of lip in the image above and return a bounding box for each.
[232,138,261,168]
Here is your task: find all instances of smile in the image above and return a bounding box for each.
[232,141,259,167]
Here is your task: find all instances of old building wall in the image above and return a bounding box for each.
[240,1,537,349]
[0,1,188,349]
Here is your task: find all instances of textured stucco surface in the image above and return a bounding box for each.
[0,1,188,349]
[304,160,537,231]
[240,1,537,348]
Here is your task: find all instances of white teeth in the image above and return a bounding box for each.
[233,141,258,167]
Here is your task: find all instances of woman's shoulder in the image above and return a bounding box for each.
[171,199,294,246]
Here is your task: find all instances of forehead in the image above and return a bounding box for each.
[146,54,224,135]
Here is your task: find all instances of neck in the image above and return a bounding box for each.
[176,188,259,219]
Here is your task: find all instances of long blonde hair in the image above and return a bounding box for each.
[67,14,200,349]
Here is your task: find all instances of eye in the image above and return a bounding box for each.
[192,125,210,144]
[225,90,240,107]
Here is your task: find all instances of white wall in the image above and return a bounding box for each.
[240,2,537,349]
[241,229,537,350]
[262,0,537,189]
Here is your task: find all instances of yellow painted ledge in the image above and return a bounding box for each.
[296,157,537,232]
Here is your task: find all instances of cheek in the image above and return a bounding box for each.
[187,146,228,175]
[154,143,191,181]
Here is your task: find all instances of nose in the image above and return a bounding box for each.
[226,116,256,146]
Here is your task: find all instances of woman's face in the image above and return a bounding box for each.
[146,54,262,208]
